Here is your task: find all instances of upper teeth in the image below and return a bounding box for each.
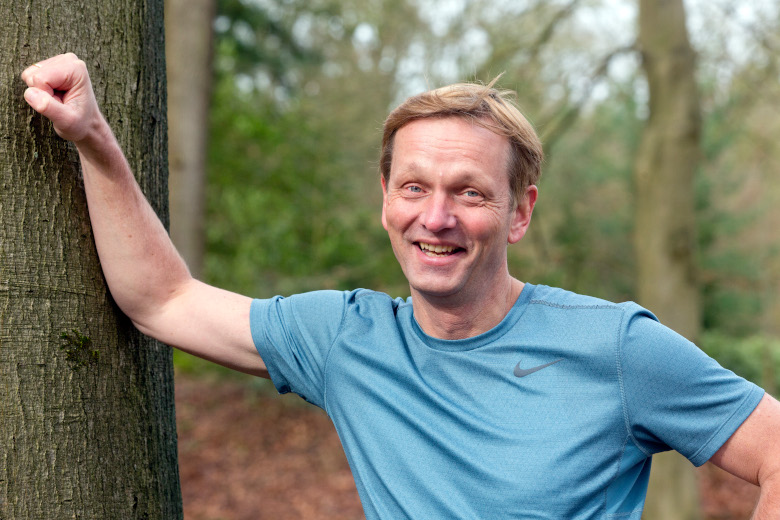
[419,242,455,253]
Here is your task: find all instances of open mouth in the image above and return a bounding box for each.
[417,242,464,257]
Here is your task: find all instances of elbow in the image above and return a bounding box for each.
[115,276,196,338]
[130,319,156,340]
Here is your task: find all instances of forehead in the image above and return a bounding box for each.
[390,117,510,182]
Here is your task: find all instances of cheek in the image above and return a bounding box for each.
[383,198,416,230]
[472,209,510,237]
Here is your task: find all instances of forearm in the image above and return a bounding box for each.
[76,116,192,326]
[751,475,780,519]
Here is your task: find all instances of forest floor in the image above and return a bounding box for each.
[175,371,759,520]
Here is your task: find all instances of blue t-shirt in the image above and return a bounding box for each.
[250,284,763,519]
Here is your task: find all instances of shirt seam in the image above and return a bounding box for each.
[615,305,652,458]
[412,286,534,352]
[257,300,291,392]
[600,432,630,516]
[321,290,361,416]
[528,300,618,311]
[606,510,643,518]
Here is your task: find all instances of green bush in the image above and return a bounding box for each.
[699,331,780,392]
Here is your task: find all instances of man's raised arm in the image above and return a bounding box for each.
[710,392,780,519]
[21,53,267,377]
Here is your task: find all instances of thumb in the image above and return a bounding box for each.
[24,87,81,140]
[25,87,74,125]
[24,87,67,125]
[24,87,54,115]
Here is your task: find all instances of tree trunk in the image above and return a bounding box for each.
[0,2,181,519]
[635,0,702,518]
[165,0,215,278]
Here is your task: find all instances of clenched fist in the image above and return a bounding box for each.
[21,53,104,144]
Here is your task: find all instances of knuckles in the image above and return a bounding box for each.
[20,53,98,142]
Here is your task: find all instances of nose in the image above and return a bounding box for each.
[421,192,456,232]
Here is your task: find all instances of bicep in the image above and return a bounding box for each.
[133,279,268,377]
[710,393,780,486]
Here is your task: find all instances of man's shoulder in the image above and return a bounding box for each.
[347,288,410,311]
[310,289,411,320]
[527,284,624,309]
[256,289,410,329]
[525,284,652,324]
[280,288,404,305]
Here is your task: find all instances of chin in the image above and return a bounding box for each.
[409,281,464,299]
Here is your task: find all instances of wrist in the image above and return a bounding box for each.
[74,114,122,167]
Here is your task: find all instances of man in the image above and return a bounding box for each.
[21,53,780,518]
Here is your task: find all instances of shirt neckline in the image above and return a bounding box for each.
[408,283,536,352]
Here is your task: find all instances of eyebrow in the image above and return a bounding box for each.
[394,161,484,180]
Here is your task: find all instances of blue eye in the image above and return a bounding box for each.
[408,185,422,193]
[465,190,480,197]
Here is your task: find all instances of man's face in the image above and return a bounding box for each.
[382,116,536,304]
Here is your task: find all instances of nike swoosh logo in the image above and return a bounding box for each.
[513,358,564,378]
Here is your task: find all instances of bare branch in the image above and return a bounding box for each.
[540,43,638,155]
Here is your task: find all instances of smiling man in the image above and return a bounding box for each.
[22,54,780,519]
[381,115,536,339]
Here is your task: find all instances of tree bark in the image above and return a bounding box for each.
[165,0,215,278]
[0,2,181,519]
[635,0,702,518]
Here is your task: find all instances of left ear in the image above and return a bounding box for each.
[508,185,538,244]
[380,175,389,231]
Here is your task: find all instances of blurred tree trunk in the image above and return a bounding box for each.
[634,0,702,518]
[0,1,181,518]
[165,0,215,278]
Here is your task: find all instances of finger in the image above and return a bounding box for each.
[22,52,79,77]
[21,63,56,94]
[34,52,79,68]
[21,63,44,87]
[21,53,88,95]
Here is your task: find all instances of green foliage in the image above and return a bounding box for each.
[700,332,780,391]
[196,0,780,389]
[695,74,777,336]
[59,329,99,371]
[205,70,405,298]
[214,0,325,88]
[203,0,424,301]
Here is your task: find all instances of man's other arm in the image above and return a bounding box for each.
[21,54,267,377]
[709,393,780,518]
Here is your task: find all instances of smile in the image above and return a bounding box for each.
[417,242,462,256]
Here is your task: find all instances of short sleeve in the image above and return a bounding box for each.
[250,290,351,409]
[619,305,764,466]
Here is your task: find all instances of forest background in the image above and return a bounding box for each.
[168,0,780,517]
[176,0,780,390]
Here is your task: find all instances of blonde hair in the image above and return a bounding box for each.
[380,79,543,203]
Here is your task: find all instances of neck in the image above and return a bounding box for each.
[412,276,524,340]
